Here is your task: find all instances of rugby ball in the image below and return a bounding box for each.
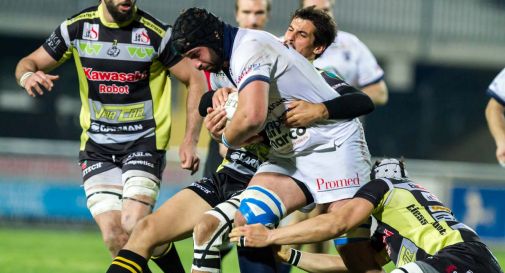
[224,91,239,120]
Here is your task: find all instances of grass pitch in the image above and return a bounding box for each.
[1,227,503,273]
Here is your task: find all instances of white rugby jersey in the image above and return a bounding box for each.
[228,28,361,157]
[487,68,505,106]
[313,31,384,88]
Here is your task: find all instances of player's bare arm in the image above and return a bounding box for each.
[221,80,269,148]
[362,80,388,106]
[15,46,60,97]
[230,197,374,247]
[485,98,505,165]
[169,58,207,174]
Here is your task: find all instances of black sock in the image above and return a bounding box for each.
[151,243,185,273]
[107,249,149,273]
[237,246,278,273]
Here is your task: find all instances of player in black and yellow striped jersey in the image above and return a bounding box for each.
[15,1,207,272]
[230,158,504,273]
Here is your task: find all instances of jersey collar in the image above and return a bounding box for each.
[222,24,238,62]
[98,4,138,28]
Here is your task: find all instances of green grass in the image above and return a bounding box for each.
[0,227,503,273]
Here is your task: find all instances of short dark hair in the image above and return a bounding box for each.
[290,6,337,56]
[235,0,272,13]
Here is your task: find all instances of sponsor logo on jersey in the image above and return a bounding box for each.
[229,151,262,170]
[397,245,416,266]
[315,173,360,192]
[236,63,261,84]
[79,41,103,56]
[92,102,146,122]
[84,67,148,82]
[127,46,155,59]
[132,28,150,44]
[107,40,120,57]
[421,191,440,202]
[83,22,99,40]
[428,205,451,213]
[46,32,62,52]
[99,84,129,94]
[90,122,144,133]
[407,204,429,225]
[82,162,103,176]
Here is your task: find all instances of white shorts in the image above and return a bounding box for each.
[256,129,371,204]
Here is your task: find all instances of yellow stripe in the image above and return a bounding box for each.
[149,60,171,150]
[139,17,166,37]
[151,242,173,259]
[67,10,99,25]
[111,261,138,273]
[72,47,91,151]
[115,257,142,272]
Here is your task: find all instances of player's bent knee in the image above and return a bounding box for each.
[123,176,160,203]
[238,186,286,228]
[193,214,220,245]
[86,187,122,217]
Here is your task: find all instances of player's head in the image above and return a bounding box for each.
[301,0,335,18]
[284,6,336,60]
[172,8,225,73]
[370,158,409,180]
[235,0,271,29]
[102,0,137,23]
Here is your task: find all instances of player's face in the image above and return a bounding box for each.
[235,0,269,29]
[303,0,334,18]
[103,0,136,23]
[284,18,320,61]
[183,47,223,73]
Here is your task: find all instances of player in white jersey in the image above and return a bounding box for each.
[485,68,505,166]
[302,0,388,106]
[171,7,380,273]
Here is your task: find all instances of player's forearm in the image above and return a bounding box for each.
[362,81,388,106]
[183,73,206,144]
[486,100,505,146]
[223,112,264,147]
[295,251,349,273]
[268,213,347,246]
[15,58,38,83]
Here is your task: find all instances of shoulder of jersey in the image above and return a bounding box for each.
[336,30,361,45]
[65,5,99,22]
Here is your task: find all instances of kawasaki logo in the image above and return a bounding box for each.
[127,46,155,58]
[83,67,147,82]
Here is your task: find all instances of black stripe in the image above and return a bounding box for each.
[194,249,220,255]
[86,191,121,199]
[214,206,233,233]
[287,249,296,264]
[193,257,221,269]
[122,196,154,209]
[224,199,239,209]
[398,267,408,273]
[292,250,301,266]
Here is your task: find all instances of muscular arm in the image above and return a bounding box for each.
[169,58,207,173]
[230,197,374,246]
[222,81,269,147]
[485,98,505,165]
[362,80,388,106]
[15,46,60,97]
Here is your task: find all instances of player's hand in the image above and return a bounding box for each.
[229,224,272,248]
[205,107,227,141]
[212,87,236,108]
[496,144,505,167]
[285,100,328,127]
[179,140,200,175]
[23,71,59,97]
[276,246,291,263]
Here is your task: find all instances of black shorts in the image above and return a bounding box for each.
[186,166,252,207]
[422,241,503,273]
[79,150,166,182]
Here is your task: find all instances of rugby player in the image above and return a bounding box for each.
[170,7,380,273]
[14,1,206,272]
[230,158,504,273]
[485,68,505,166]
[105,6,374,273]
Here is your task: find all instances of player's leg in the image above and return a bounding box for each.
[81,157,126,257]
[234,173,311,273]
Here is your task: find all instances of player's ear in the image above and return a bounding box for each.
[313,45,325,56]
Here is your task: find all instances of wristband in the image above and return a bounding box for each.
[287,248,302,266]
[19,71,34,88]
[221,132,234,149]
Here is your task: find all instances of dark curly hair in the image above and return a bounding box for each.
[290,6,337,58]
[171,8,224,58]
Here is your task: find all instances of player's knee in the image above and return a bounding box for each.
[129,215,159,245]
[123,176,160,203]
[237,186,286,228]
[193,214,220,246]
[86,187,122,217]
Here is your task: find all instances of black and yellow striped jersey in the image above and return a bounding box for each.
[355,178,480,267]
[42,4,182,154]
